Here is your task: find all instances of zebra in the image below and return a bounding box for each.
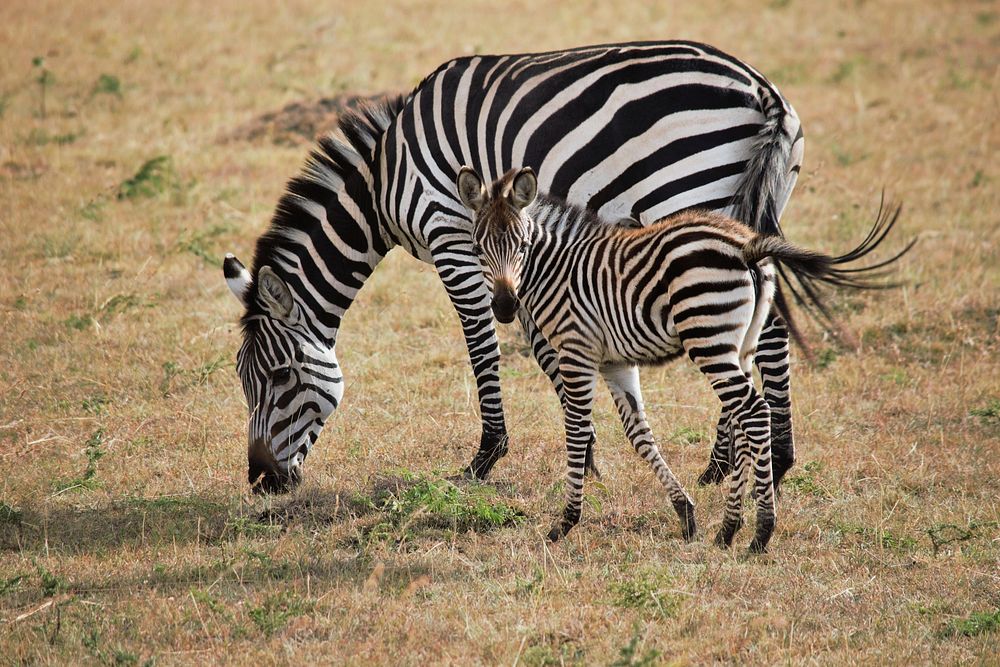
[455,166,906,551]
[221,41,806,494]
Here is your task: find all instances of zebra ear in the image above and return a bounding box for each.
[510,167,537,210]
[457,166,486,212]
[256,266,294,320]
[223,253,252,307]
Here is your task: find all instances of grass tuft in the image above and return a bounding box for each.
[247,591,313,636]
[93,73,123,98]
[970,399,1000,424]
[117,156,179,200]
[375,476,525,533]
[783,461,828,497]
[608,570,681,619]
[609,625,660,667]
[940,607,1000,638]
[0,501,22,526]
[53,428,106,493]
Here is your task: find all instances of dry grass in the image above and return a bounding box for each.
[1,0,999,664]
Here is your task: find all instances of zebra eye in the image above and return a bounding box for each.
[271,367,292,385]
[471,242,482,254]
[519,241,530,254]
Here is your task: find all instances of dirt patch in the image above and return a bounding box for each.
[222,92,399,146]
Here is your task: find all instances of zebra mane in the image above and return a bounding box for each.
[241,94,406,326]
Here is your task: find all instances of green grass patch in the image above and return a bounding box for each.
[159,353,229,396]
[175,223,235,267]
[25,128,82,146]
[52,428,106,493]
[926,520,1000,556]
[227,515,285,539]
[247,591,313,636]
[610,625,661,667]
[117,155,179,200]
[608,570,681,619]
[783,461,828,497]
[970,399,1000,424]
[0,501,22,525]
[376,476,525,533]
[92,73,122,98]
[814,347,838,370]
[670,426,705,446]
[0,574,26,596]
[36,563,69,597]
[833,521,917,552]
[940,607,1000,638]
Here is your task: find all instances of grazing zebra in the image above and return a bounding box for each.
[222,41,805,493]
[456,166,906,550]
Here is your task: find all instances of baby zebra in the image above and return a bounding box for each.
[457,166,904,552]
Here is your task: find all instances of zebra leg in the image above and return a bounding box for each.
[547,352,598,542]
[755,310,794,488]
[697,411,733,486]
[520,310,600,478]
[601,364,696,541]
[682,333,765,549]
[432,255,509,480]
[743,392,776,553]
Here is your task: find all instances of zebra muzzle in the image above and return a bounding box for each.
[491,283,519,324]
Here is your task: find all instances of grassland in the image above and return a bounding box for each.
[1,0,998,664]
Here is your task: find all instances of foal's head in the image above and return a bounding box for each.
[456,167,537,323]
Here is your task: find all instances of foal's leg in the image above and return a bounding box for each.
[680,324,771,549]
[601,364,696,540]
[755,309,794,488]
[520,310,601,478]
[547,352,598,542]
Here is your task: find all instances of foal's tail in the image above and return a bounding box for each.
[741,200,915,345]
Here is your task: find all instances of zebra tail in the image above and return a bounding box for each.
[742,199,915,343]
[729,84,795,238]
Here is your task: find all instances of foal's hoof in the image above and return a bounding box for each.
[547,523,568,543]
[747,538,770,554]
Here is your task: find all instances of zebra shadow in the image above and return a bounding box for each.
[1,476,524,556]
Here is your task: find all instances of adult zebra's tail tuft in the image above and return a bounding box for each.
[742,199,915,343]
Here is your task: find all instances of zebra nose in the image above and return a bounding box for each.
[248,441,301,494]
[491,285,519,324]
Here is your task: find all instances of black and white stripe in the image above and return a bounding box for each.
[224,41,805,490]
[457,167,906,551]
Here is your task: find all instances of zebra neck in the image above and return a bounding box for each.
[248,135,397,347]
[530,195,610,244]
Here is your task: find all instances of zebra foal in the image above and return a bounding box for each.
[457,166,904,552]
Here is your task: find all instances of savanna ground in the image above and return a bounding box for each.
[1,0,999,664]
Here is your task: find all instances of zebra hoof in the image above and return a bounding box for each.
[697,461,728,486]
[672,499,697,542]
[547,523,567,543]
[714,519,742,549]
[747,538,770,554]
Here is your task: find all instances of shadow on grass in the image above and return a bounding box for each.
[1,475,525,556]
[0,490,370,556]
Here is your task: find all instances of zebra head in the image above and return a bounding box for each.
[457,166,538,324]
[223,254,344,494]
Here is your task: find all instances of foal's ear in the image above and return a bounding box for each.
[223,253,252,307]
[256,266,294,320]
[457,166,487,212]
[510,167,537,210]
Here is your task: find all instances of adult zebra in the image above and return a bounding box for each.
[222,41,805,493]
